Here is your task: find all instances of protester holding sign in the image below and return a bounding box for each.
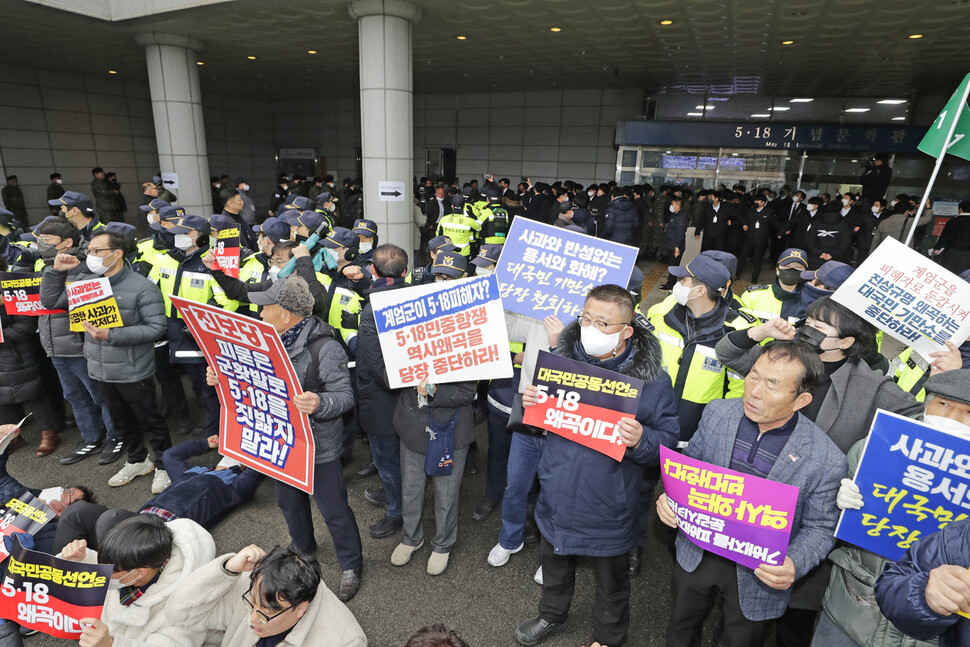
[513,284,679,647]
[657,341,846,646]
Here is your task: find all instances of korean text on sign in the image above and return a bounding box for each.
[832,238,970,361]
[0,272,64,316]
[65,277,123,332]
[836,410,970,561]
[523,351,643,462]
[495,219,638,321]
[170,296,316,494]
[0,493,55,563]
[660,446,800,571]
[372,274,513,389]
[215,227,241,278]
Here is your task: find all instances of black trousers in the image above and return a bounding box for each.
[276,459,363,571]
[538,536,631,646]
[154,346,189,421]
[93,378,172,464]
[738,239,770,282]
[667,553,766,647]
[0,397,57,434]
[181,363,220,437]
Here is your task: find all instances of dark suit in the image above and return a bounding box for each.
[697,202,731,252]
[772,201,807,260]
[738,206,773,281]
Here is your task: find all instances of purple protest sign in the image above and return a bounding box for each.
[660,446,800,570]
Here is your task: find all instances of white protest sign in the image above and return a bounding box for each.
[161,172,179,190]
[371,274,513,389]
[378,181,405,202]
[831,237,970,361]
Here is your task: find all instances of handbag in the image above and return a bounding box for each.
[424,409,459,476]
[506,393,543,435]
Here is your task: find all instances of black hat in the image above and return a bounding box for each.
[668,255,730,291]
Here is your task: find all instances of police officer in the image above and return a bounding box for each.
[739,248,809,325]
[436,194,481,258]
[48,191,103,248]
[698,250,744,310]
[407,236,457,286]
[352,219,378,264]
[470,243,502,276]
[133,201,182,277]
[476,184,510,246]
[319,227,367,296]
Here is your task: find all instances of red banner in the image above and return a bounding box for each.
[214,227,241,278]
[0,272,65,316]
[523,351,643,462]
[170,296,316,493]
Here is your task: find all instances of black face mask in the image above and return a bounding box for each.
[778,268,803,285]
[794,325,828,353]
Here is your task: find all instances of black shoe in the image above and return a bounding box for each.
[628,546,643,576]
[288,540,317,556]
[19,626,38,637]
[364,487,389,508]
[368,515,402,539]
[98,439,125,465]
[472,497,500,522]
[356,462,378,479]
[59,441,102,465]
[337,567,362,602]
[514,616,568,646]
[523,519,539,545]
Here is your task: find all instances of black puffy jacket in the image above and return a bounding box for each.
[0,309,42,405]
[601,196,639,245]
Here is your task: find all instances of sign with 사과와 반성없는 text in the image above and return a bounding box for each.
[170,296,316,494]
[660,446,800,571]
[66,278,123,332]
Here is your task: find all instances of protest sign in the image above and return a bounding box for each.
[835,410,970,561]
[0,272,64,316]
[0,492,55,562]
[66,277,123,332]
[831,238,970,361]
[170,296,315,494]
[0,535,111,639]
[661,446,800,570]
[214,226,241,278]
[522,351,642,462]
[495,219,638,321]
[372,274,513,389]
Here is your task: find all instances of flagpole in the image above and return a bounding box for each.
[904,77,970,247]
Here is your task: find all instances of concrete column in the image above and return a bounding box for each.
[348,0,422,256]
[134,32,210,218]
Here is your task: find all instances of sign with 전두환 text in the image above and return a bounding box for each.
[170,296,315,494]
[495,219,638,321]
[372,274,513,389]
[835,410,970,561]
[66,278,123,332]
[831,238,970,361]
[522,351,643,462]
[661,446,800,570]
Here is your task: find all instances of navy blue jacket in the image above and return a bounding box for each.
[663,210,688,252]
[601,196,639,245]
[534,321,680,557]
[875,519,970,647]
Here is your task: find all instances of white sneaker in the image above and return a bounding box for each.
[108,458,155,487]
[151,469,172,494]
[391,540,424,567]
[534,565,543,585]
[487,542,523,567]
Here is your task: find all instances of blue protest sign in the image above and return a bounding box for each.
[495,219,638,321]
[835,410,970,561]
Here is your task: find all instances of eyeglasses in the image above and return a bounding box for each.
[241,586,294,623]
[577,314,628,333]
[87,247,118,258]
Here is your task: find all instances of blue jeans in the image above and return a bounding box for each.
[498,431,544,550]
[368,433,402,520]
[51,356,119,444]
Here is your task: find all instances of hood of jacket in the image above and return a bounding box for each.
[556,319,664,385]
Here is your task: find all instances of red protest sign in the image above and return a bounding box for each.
[214,226,241,278]
[523,351,643,462]
[170,296,316,493]
[0,535,112,639]
[0,272,65,316]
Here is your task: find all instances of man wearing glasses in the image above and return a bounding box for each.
[169,544,366,647]
[513,284,679,647]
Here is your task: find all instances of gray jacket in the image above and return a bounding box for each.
[37,249,87,358]
[715,335,922,453]
[40,265,166,383]
[676,398,846,621]
[393,381,477,455]
[289,317,355,465]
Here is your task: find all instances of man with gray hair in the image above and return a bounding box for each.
[208,275,363,601]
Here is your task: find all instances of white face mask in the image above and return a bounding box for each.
[808,205,817,213]
[669,205,676,213]
[580,324,624,357]
[871,206,881,214]
[359,240,373,253]
[86,251,116,275]
[107,571,140,591]
[267,266,281,282]
[281,185,288,191]
[174,233,194,250]
[672,281,697,306]
[56,179,63,185]
[476,267,494,276]
[841,198,851,206]
[924,414,970,439]
[242,184,250,192]
[147,213,157,226]
[890,200,897,207]
[793,196,801,203]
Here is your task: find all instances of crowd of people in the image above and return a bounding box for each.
[0,162,967,647]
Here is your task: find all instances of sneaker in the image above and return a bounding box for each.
[472,496,500,521]
[534,565,543,585]
[98,439,125,465]
[369,515,403,539]
[59,441,102,465]
[390,540,424,567]
[364,487,389,508]
[487,542,524,567]
[108,458,155,487]
[427,551,450,576]
[152,469,172,494]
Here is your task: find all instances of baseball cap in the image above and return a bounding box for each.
[281,195,314,212]
[800,261,853,289]
[209,215,238,232]
[428,236,455,252]
[471,244,502,267]
[140,198,169,212]
[248,275,315,317]
[104,222,137,242]
[167,214,211,235]
[432,250,468,278]
[19,216,63,241]
[322,227,358,249]
[284,210,326,231]
[777,248,809,268]
[699,250,738,279]
[668,255,731,291]
[49,191,95,215]
[151,205,186,231]
[352,219,378,237]
[254,217,290,243]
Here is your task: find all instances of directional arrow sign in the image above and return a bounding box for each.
[161,172,179,190]
[378,181,406,202]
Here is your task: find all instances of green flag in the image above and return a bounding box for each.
[918,72,970,162]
